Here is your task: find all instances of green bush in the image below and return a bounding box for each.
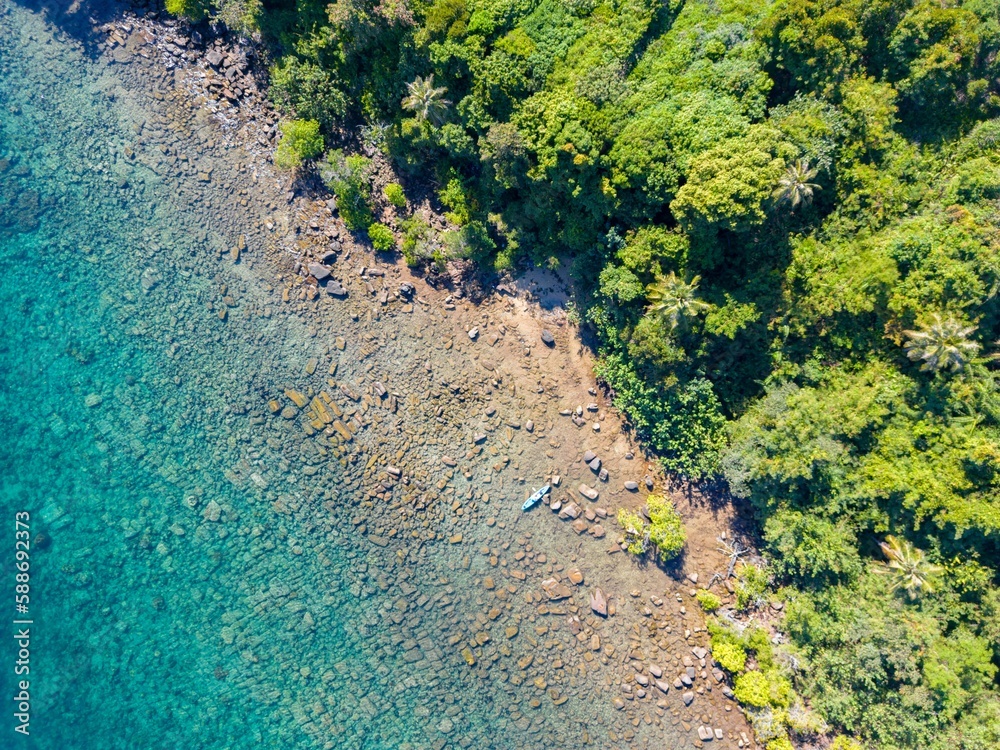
[712,641,747,673]
[735,563,771,611]
[367,223,396,252]
[438,177,473,225]
[616,508,648,556]
[384,183,407,209]
[273,120,323,170]
[766,738,794,750]
[321,151,373,231]
[399,216,433,266]
[696,589,722,612]
[734,671,772,708]
[165,0,209,20]
[646,494,686,561]
[830,738,864,750]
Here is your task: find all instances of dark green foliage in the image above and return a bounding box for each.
[320,151,374,231]
[596,353,726,478]
[764,510,862,586]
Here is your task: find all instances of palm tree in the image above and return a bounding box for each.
[401,75,450,126]
[645,272,711,331]
[773,159,821,209]
[875,535,943,600]
[903,314,980,373]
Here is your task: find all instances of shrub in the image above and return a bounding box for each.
[368,223,396,252]
[384,183,407,208]
[766,738,794,750]
[830,736,864,750]
[399,216,433,266]
[735,563,771,610]
[696,589,722,612]
[646,494,686,561]
[273,119,323,170]
[321,151,374,231]
[165,0,209,20]
[439,176,473,225]
[734,671,772,708]
[617,508,648,556]
[712,641,747,673]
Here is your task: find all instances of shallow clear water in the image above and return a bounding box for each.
[0,3,737,749]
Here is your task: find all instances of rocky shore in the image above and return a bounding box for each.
[11,1,760,747]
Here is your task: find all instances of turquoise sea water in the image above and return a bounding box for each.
[0,2,730,749]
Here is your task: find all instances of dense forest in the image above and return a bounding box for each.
[169,0,1000,747]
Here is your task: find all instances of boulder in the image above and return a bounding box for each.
[559,502,581,520]
[578,484,599,501]
[541,329,555,346]
[308,263,331,282]
[590,588,608,617]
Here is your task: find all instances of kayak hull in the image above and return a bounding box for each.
[522,484,551,511]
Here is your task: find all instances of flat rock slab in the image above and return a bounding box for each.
[578,484,599,501]
[541,578,573,601]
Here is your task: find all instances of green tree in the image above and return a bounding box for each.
[402,75,451,126]
[645,272,711,331]
[773,158,820,209]
[903,315,980,373]
[875,535,943,600]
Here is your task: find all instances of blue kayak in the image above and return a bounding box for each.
[522,484,551,511]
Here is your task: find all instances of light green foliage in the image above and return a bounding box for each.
[903,315,980,373]
[402,75,450,126]
[766,738,794,750]
[735,671,773,708]
[438,177,473,225]
[273,120,324,170]
[384,183,407,209]
[367,223,395,252]
[712,641,747,673]
[696,589,722,612]
[830,738,864,750]
[215,0,261,33]
[645,494,686,561]
[166,0,259,29]
[645,273,712,331]
[399,216,433,266]
[672,126,792,233]
[875,535,943,600]
[165,0,209,20]
[616,508,648,556]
